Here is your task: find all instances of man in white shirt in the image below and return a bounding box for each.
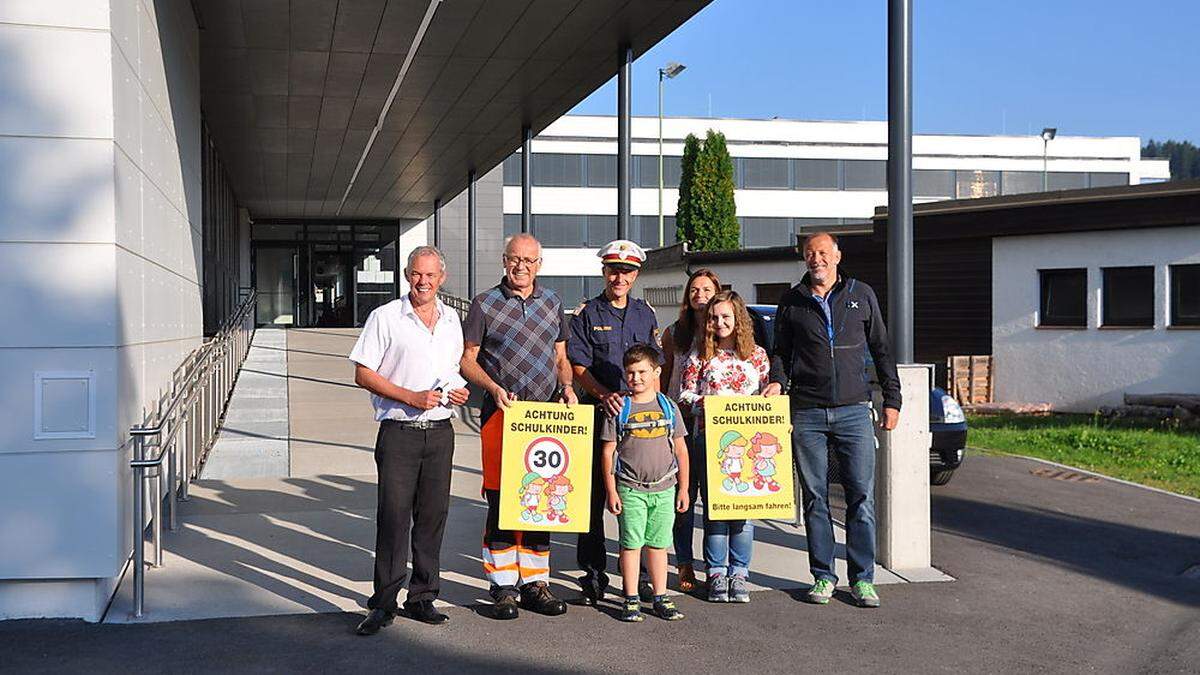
[348,245,469,635]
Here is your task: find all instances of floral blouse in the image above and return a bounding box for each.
[678,346,771,419]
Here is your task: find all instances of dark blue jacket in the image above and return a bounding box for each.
[769,275,902,411]
[567,294,659,401]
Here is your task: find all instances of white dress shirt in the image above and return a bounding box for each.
[349,294,465,422]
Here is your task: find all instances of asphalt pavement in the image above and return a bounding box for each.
[3,453,1198,674]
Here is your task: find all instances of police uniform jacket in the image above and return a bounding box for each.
[567,294,658,402]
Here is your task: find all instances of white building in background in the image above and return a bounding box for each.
[478,115,1170,305]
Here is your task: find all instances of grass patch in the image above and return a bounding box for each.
[966,413,1200,498]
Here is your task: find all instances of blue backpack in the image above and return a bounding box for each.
[614,393,679,489]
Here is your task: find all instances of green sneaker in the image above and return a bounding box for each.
[805,579,835,605]
[851,581,880,608]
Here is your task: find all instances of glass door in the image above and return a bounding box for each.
[254,246,297,326]
[354,240,398,325]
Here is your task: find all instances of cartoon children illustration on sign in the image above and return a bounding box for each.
[717,431,750,493]
[544,474,574,523]
[748,432,782,492]
[519,473,547,522]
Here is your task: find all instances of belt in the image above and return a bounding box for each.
[383,418,452,430]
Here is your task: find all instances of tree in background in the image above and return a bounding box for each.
[674,133,701,245]
[678,130,739,251]
[1143,139,1200,180]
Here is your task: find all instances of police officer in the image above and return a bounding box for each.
[568,239,659,605]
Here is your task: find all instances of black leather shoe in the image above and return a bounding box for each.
[403,599,449,625]
[355,608,394,636]
[520,581,567,616]
[577,575,606,606]
[492,595,519,620]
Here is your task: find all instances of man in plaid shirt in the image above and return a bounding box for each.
[461,232,578,620]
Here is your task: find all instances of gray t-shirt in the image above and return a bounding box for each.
[601,398,688,492]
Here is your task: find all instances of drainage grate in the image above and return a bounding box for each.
[1029,467,1101,483]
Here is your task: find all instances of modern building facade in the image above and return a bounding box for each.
[0,0,711,621]
[422,115,1170,305]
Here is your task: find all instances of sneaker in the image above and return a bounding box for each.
[652,597,684,621]
[805,578,835,605]
[851,581,880,608]
[618,597,643,623]
[638,579,655,603]
[728,575,750,603]
[707,574,729,603]
[519,581,567,616]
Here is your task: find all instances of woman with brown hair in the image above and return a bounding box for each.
[659,268,720,592]
[677,290,770,604]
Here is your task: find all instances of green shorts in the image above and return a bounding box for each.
[617,484,675,550]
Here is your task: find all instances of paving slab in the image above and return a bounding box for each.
[203,329,290,479]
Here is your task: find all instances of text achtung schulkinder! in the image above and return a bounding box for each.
[507,408,589,436]
[708,400,787,427]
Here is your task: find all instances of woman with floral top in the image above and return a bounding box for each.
[678,290,769,604]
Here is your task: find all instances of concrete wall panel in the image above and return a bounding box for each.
[0,136,116,243]
[0,242,118,348]
[0,0,110,30]
[0,23,112,138]
[0,346,119,454]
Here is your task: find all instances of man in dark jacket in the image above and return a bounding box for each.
[766,232,901,608]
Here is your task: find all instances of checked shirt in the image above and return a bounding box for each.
[463,279,569,423]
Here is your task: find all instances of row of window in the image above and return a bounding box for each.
[500,213,867,250]
[502,153,1129,196]
[1039,264,1200,328]
[502,214,679,249]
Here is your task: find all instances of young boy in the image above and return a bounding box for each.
[601,344,690,622]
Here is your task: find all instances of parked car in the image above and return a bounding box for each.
[746,304,967,486]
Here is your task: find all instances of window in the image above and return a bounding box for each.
[1001,171,1042,195]
[503,213,521,238]
[1047,172,1087,191]
[1102,266,1154,327]
[1039,268,1086,327]
[634,155,682,188]
[632,215,677,249]
[502,154,522,186]
[741,217,792,248]
[956,170,999,199]
[843,160,886,190]
[585,215,616,247]
[532,153,583,187]
[741,158,790,189]
[644,285,682,308]
[1170,264,1200,326]
[914,170,954,198]
[793,159,840,189]
[533,214,586,247]
[755,283,791,305]
[1088,172,1129,188]
[585,154,616,187]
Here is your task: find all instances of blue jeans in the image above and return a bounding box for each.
[672,422,704,567]
[703,519,754,578]
[792,403,877,584]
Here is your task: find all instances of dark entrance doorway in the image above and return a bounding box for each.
[251,221,401,328]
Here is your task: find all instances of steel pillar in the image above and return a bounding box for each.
[467,170,477,298]
[617,44,632,240]
[433,198,442,248]
[887,0,914,364]
[521,126,532,233]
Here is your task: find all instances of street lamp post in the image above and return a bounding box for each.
[658,61,685,247]
[1041,127,1057,191]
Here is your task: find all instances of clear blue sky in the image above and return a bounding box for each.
[570,0,1199,143]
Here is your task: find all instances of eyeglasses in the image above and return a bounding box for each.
[503,255,541,267]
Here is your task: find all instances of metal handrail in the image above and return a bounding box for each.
[437,291,472,319]
[128,288,258,617]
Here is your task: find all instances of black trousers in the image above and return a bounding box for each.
[367,421,455,611]
[576,407,609,584]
